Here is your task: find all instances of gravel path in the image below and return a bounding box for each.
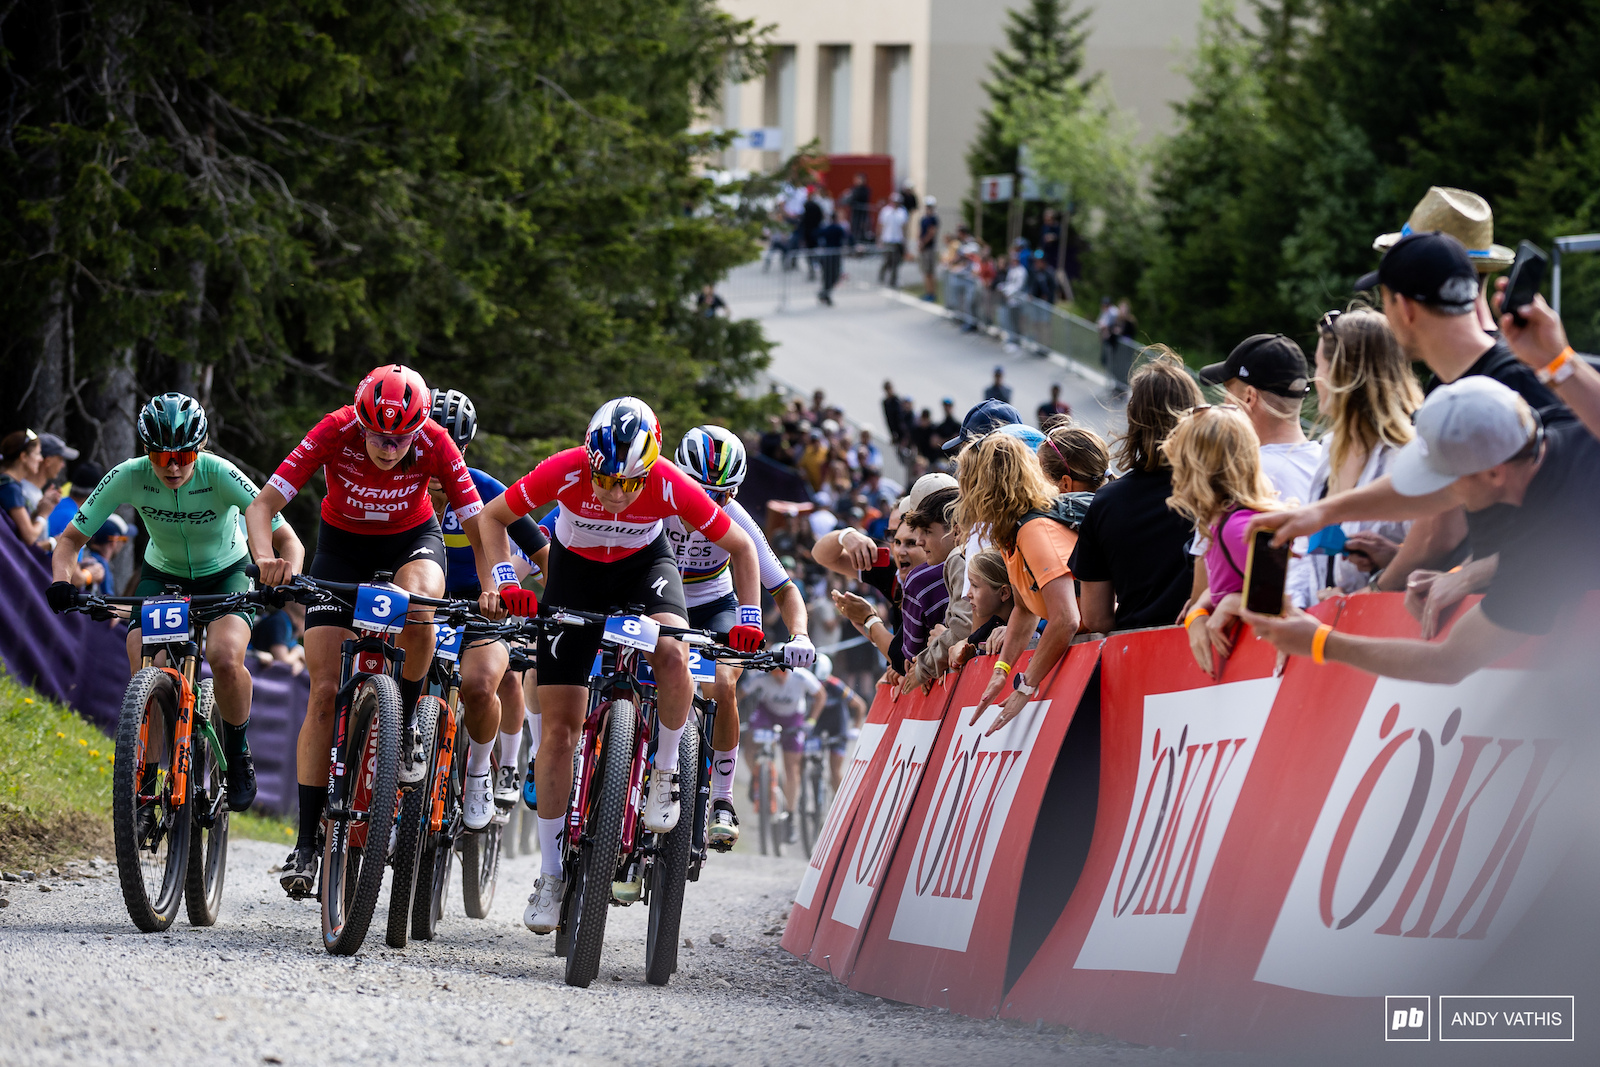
[1,837,1190,1066]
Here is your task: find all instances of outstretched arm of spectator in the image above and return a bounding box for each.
[1498,285,1600,442]
[1079,581,1115,634]
[975,575,1079,735]
[1252,477,1458,547]
[813,527,879,576]
[1243,601,1520,685]
[1374,508,1468,591]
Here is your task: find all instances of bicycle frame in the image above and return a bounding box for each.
[326,632,406,846]
[567,641,655,872]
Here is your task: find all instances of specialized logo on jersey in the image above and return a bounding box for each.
[660,478,675,508]
[561,469,583,494]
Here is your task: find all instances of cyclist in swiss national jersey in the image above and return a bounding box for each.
[669,426,814,851]
[45,393,305,812]
[246,365,495,898]
[428,388,550,828]
[474,397,768,935]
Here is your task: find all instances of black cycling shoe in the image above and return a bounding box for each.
[226,750,257,812]
[784,811,798,845]
[280,846,318,899]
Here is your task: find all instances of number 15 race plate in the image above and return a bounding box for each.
[142,596,191,645]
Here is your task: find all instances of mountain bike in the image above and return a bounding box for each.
[249,567,479,955]
[749,721,789,858]
[63,586,275,932]
[795,728,837,857]
[408,619,521,943]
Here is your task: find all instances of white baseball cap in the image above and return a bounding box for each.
[1390,376,1540,496]
[904,472,958,513]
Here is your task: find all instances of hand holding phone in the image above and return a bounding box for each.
[1500,240,1549,327]
[1244,528,1292,616]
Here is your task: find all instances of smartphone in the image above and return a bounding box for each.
[1501,240,1549,326]
[1243,529,1292,616]
[874,546,892,568]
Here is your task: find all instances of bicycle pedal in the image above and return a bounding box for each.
[611,878,642,904]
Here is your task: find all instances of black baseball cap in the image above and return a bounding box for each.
[941,399,1021,452]
[1355,230,1478,310]
[1198,334,1310,398]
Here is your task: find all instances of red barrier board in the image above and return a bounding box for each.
[846,642,1102,1015]
[799,677,955,979]
[1001,595,1590,1049]
[782,682,900,957]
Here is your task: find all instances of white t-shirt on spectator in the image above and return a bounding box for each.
[960,525,992,597]
[877,204,907,245]
[1258,441,1322,507]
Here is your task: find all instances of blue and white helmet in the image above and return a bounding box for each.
[584,397,661,479]
[675,425,747,490]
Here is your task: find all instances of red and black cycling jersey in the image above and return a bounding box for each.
[505,448,730,563]
[268,405,481,534]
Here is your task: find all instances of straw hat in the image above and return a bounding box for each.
[1372,186,1515,272]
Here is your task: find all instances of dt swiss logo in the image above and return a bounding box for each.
[1254,670,1577,996]
[1075,677,1280,974]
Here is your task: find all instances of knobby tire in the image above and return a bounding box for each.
[386,695,439,949]
[322,675,401,956]
[565,701,635,988]
[113,667,190,932]
[412,698,456,942]
[645,718,698,985]
[460,746,502,919]
[184,678,229,926]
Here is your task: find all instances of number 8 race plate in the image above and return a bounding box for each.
[602,614,660,652]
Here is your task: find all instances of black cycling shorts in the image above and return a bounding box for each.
[536,533,687,687]
[305,517,447,630]
[686,590,739,635]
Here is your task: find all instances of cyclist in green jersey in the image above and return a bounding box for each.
[45,394,305,811]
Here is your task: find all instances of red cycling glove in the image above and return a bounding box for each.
[499,587,539,617]
[728,624,765,653]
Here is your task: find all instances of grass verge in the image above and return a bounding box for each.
[0,673,295,869]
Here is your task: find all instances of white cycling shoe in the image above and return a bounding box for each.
[463,772,494,831]
[523,874,565,934]
[642,769,681,833]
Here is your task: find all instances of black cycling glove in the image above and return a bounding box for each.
[46,581,77,614]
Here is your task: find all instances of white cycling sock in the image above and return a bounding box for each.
[466,736,494,776]
[711,748,739,802]
[537,816,564,876]
[655,721,685,774]
[496,728,520,769]
[527,713,542,759]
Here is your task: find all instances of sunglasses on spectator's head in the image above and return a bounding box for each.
[149,448,199,467]
[1317,309,1342,336]
[591,471,648,493]
[1185,402,1241,416]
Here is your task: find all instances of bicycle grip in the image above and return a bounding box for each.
[244,563,260,580]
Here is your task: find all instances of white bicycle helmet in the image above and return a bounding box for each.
[675,425,747,490]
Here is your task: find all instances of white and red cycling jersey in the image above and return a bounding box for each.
[506,448,730,563]
[268,405,482,534]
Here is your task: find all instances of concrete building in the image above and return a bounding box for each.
[716,0,1204,212]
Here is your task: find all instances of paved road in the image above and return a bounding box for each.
[0,838,1198,1066]
[726,263,1126,449]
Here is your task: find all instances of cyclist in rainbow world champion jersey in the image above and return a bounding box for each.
[667,425,814,851]
[246,365,497,898]
[428,389,551,828]
[44,394,305,812]
[474,397,769,936]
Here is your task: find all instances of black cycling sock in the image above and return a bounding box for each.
[296,784,325,851]
[399,674,424,719]
[221,719,250,761]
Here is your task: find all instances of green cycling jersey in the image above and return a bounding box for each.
[72,452,283,580]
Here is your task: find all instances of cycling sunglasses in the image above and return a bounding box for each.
[364,429,416,452]
[1317,309,1342,337]
[149,448,199,467]
[591,471,648,493]
[702,486,731,504]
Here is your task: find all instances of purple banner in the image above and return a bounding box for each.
[1,524,309,816]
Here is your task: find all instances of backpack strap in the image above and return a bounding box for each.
[1212,507,1247,580]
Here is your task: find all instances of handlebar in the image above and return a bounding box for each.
[64,588,279,624]
[243,564,485,624]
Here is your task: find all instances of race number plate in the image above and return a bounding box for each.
[141,596,191,645]
[353,584,410,634]
[434,623,465,663]
[688,648,716,683]
[602,614,659,653]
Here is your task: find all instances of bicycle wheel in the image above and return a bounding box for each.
[184,679,229,927]
[386,695,439,949]
[798,756,817,858]
[113,667,191,932]
[565,701,635,988]
[461,748,502,919]
[645,718,698,986]
[755,759,772,857]
[322,674,401,956]
[412,698,456,942]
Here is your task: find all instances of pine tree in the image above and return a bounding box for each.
[965,0,1096,235]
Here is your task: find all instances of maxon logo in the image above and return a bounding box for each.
[1385,995,1431,1041]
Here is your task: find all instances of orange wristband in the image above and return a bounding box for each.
[1184,608,1211,630]
[1311,623,1334,665]
[1537,346,1576,385]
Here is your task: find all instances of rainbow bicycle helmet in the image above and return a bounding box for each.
[429,388,478,449]
[584,397,661,479]
[137,393,209,451]
[675,425,747,490]
[354,365,430,435]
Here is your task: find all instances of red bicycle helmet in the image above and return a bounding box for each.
[354,365,430,435]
